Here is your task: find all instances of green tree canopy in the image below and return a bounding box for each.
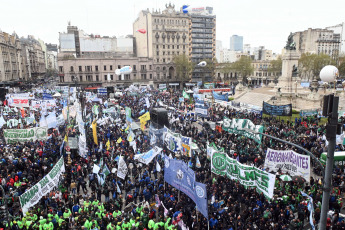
[173,54,194,82]
[230,56,254,80]
[299,53,336,80]
[268,57,282,76]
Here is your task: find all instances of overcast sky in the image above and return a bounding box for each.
[0,0,344,54]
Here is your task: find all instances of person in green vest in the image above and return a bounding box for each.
[113,209,122,218]
[164,217,171,230]
[107,222,116,230]
[63,208,72,219]
[43,221,54,230]
[148,219,155,229]
[153,221,164,230]
[58,218,65,227]
[121,220,131,229]
[38,216,47,230]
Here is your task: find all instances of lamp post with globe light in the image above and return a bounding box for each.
[319,65,340,230]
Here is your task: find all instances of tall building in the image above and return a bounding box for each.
[230,35,243,52]
[243,44,251,55]
[46,43,58,70]
[293,28,341,58]
[58,24,154,88]
[0,31,23,82]
[133,3,190,87]
[188,7,216,82]
[59,24,134,59]
[216,40,223,62]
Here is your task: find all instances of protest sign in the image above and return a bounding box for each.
[222,117,264,143]
[134,146,162,165]
[163,128,182,153]
[20,156,65,215]
[117,156,128,179]
[262,102,292,116]
[3,127,48,144]
[68,137,78,149]
[211,152,275,198]
[164,157,208,218]
[212,91,228,101]
[264,148,310,182]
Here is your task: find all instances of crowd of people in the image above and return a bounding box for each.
[0,86,344,230]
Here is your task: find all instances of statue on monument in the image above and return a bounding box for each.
[285,32,296,50]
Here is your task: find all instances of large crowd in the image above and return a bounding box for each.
[0,86,344,230]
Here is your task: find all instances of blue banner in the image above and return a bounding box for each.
[97,88,107,95]
[42,93,53,100]
[164,158,208,219]
[263,102,292,116]
[300,110,318,117]
[195,104,208,117]
[212,91,228,101]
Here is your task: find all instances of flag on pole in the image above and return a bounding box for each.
[196,156,201,168]
[117,137,123,144]
[106,139,110,150]
[156,161,161,172]
[102,164,111,176]
[92,120,98,145]
[182,90,190,99]
[116,183,121,194]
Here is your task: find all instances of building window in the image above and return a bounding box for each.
[172,45,174,49]
[163,51,165,55]
[110,65,113,70]
[183,45,185,49]
[79,66,82,71]
[141,74,147,79]
[133,65,136,71]
[163,59,166,63]
[80,76,83,81]
[157,59,159,62]
[104,65,107,71]
[96,75,99,81]
[157,51,159,56]
[168,45,170,49]
[60,76,64,82]
[104,75,107,81]
[59,66,63,72]
[141,65,146,70]
[70,66,74,72]
[87,75,93,81]
[177,45,179,49]
[110,75,113,80]
[150,74,152,79]
[149,65,152,70]
[163,45,165,49]
[118,65,121,69]
[95,66,98,71]
[156,45,159,49]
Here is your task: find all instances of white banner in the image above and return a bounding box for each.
[117,156,128,180]
[264,148,311,182]
[31,100,56,109]
[3,127,48,144]
[9,98,30,108]
[20,156,65,215]
[134,146,162,165]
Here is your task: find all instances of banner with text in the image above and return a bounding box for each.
[264,148,310,182]
[20,156,65,215]
[4,127,48,144]
[212,91,228,102]
[262,102,292,116]
[222,118,264,144]
[211,152,275,198]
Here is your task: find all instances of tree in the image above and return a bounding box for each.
[230,56,254,83]
[173,54,194,82]
[268,57,282,77]
[299,53,336,80]
[337,54,345,78]
[201,58,217,82]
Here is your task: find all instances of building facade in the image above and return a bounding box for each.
[133,3,190,87]
[20,36,46,79]
[57,57,154,88]
[0,32,23,82]
[189,7,216,82]
[293,28,341,58]
[216,40,223,62]
[230,35,243,52]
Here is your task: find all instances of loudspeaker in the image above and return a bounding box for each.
[150,108,169,129]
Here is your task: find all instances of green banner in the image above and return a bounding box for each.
[20,156,65,215]
[3,127,48,144]
[211,152,275,198]
[222,117,264,143]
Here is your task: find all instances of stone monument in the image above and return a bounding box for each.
[275,33,302,93]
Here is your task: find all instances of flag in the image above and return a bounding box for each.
[117,137,123,144]
[156,161,161,172]
[64,134,68,143]
[301,191,315,230]
[102,164,111,176]
[116,183,121,194]
[188,160,193,168]
[117,156,128,180]
[155,194,161,207]
[182,90,190,99]
[196,156,201,168]
[106,139,110,150]
[97,173,105,186]
[92,120,98,145]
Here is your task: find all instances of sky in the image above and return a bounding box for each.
[0,0,344,54]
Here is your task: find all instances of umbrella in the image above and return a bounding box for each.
[280,175,292,181]
[292,175,306,183]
